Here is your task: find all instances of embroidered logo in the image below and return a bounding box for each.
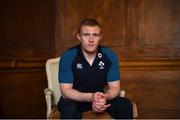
[98,53,102,58]
[98,61,105,69]
[76,63,83,69]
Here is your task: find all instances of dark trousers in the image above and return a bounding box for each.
[58,96,133,119]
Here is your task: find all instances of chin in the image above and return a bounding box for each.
[82,45,98,53]
[85,48,97,53]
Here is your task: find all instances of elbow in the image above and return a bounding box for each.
[115,86,120,97]
[60,88,70,99]
[60,90,66,98]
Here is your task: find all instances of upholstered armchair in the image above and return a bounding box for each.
[44,57,138,119]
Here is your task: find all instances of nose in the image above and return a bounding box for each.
[89,35,94,42]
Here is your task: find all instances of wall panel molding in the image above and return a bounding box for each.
[121,58,180,71]
[1,58,180,71]
[0,59,46,73]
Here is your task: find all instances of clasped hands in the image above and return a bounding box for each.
[92,92,111,113]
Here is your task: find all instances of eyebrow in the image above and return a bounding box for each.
[81,33,101,35]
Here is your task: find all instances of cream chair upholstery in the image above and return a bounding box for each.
[44,57,138,119]
[44,57,61,118]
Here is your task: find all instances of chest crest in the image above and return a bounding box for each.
[76,63,83,69]
[98,61,105,69]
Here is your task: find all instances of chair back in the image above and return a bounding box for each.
[45,57,61,105]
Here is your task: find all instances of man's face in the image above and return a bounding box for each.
[77,25,102,53]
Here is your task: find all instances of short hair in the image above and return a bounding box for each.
[78,18,101,33]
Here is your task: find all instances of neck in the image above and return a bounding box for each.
[82,49,97,66]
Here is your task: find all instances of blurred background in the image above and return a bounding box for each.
[0,0,180,118]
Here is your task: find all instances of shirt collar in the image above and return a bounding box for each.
[77,44,103,59]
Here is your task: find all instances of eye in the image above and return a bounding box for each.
[81,33,90,37]
[93,33,100,37]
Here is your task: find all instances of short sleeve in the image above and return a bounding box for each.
[107,53,120,82]
[58,50,76,83]
[102,48,120,82]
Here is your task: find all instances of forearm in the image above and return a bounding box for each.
[61,88,93,102]
[104,87,120,100]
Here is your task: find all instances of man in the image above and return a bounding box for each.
[58,18,133,119]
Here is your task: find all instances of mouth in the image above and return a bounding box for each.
[87,44,96,47]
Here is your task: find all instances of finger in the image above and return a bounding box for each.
[94,102,106,111]
[99,107,106,111]
[99,105,111,111]
[98,102,105,106]
[93,99,106,109]
[92,93,99,102]
[96,92,103,99]
[97,92,105,99]
[96,104,106,112]
[92,103,103,113]
[93,101,100,106]
[98,98,106,105]
[92,102,99,108]
[99,92,106,97]
[102,104,111,109]
[93,102,109,113]
[93,102,101,110]
[94,92,101,100]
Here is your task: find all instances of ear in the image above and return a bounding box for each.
[76,33,81,42]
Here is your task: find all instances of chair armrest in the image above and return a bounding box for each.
[120,90,125,97]
[119,90,138,118]
[44,88,53,119]
[132,102,138,118]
